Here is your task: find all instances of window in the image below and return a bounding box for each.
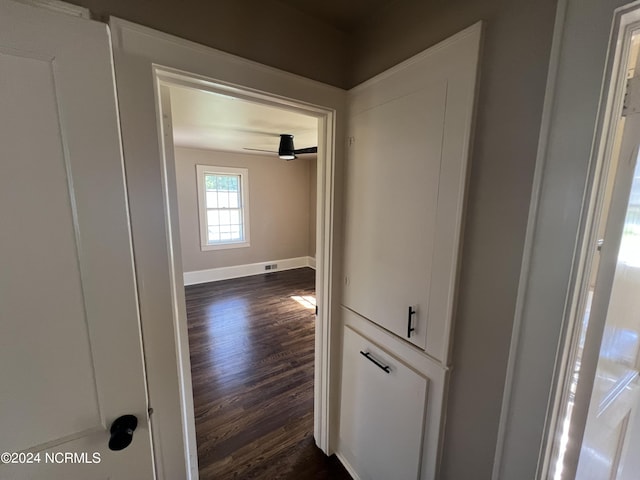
[196,165,250,250]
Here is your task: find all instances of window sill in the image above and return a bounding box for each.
[200,241,250,252]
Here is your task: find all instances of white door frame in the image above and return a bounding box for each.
[154,63,337,459]
[110,18,346,479]
[493,0,640,478]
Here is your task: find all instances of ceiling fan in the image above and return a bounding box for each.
[244,134,317,160]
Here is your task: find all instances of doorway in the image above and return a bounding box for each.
[109,20,344,477]
[153,70,339,477]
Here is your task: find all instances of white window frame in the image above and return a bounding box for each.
[196,164,250,251]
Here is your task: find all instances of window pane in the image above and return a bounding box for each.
[229,209,240,225]
[231,225,241,239]
[207,210,219,226]
[219,210,231,225]
[229,192,239,208]
[220,232,232,241]
[206,191,218,208]
[229,176,239,191]
[207,227,220,243]
[218,192,230,208]
[205,174,216,191]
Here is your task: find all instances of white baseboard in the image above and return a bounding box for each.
[335,451,361,480]
[184,256,316,285]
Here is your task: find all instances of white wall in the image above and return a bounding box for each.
[175,146,316,272]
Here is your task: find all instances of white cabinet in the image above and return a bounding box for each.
[337,23,482,480]
[342,23,481,362]
[343,82,445,352]
[339,326,428,480]
[338,308,450,480]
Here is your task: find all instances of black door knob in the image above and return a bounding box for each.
[108,414,138,451]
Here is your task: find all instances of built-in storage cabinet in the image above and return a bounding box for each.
[342,25,481,363]
[337,23,481,480]
[339,326,428,480]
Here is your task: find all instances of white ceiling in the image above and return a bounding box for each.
[169,85,318,157]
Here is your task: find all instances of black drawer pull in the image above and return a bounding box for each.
[407,306,416,338]
[360,351,390,373]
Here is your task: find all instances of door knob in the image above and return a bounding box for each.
[108,414,138,451]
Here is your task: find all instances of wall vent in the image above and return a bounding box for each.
[264,264,278,271]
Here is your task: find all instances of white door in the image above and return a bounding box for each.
[0,1,155,478]
[574,111,640,479]
[554,31,640,478]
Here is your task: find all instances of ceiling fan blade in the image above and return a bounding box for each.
[246,135,316,160]
[243,147,278,153]
[293,146,318,155]
[234,128,281,137]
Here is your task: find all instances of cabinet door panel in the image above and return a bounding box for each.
[339,326,428,480]
[342,26,481,362]
[343,81,446,350]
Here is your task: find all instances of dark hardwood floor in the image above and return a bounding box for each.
[185,267,351,479]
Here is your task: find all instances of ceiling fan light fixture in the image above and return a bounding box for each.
[278,134,296,160]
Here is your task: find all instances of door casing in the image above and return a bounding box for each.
[110,18,346,478]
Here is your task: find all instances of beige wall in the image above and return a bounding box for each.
[349,1,557,478]
[175,147,316,272]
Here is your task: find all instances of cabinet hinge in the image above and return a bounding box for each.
[622,76,640,117]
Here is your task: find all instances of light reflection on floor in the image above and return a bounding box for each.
[204,297,251,388]
[200,293,316,391]
[291,295,316,309]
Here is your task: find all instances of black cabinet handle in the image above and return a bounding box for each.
[407,306,416,338]
[360,350,390,373]
[109,414,138,451]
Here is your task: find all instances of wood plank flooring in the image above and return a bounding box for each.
[185,267,351,479]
